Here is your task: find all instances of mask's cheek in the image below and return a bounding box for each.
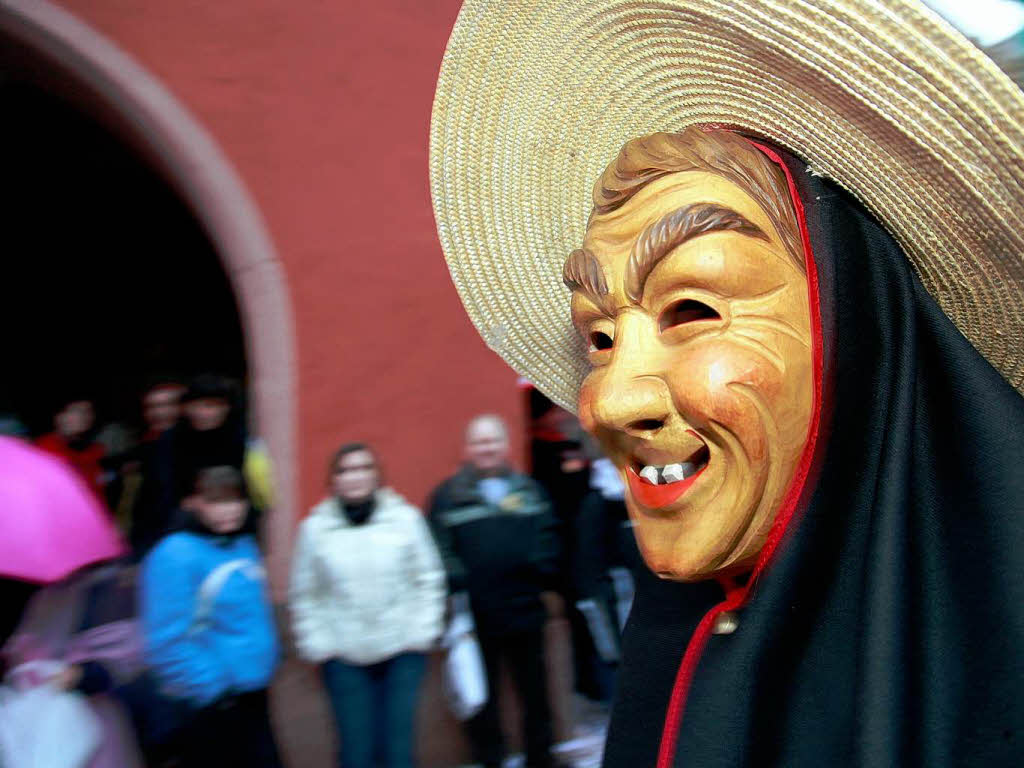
[664,344,779,466]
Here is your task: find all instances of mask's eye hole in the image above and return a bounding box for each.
[589,331,613,351]
[659,299,720,332]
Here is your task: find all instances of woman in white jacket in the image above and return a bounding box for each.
[289,443,446,768]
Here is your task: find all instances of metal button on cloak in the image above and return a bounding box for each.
[712,611,739,635]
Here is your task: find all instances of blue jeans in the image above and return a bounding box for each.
[321,652,427,768]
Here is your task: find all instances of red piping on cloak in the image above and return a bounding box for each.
[654,139,826,768]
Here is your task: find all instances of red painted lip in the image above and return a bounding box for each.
[626,463,707,510]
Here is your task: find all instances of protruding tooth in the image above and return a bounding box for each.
[661,463,685,483]
[639,465,660,485]
[662,462,698,483]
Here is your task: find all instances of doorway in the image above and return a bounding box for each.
[0,0,297,592]
[1,82,247,434]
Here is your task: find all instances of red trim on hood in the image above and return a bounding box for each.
[655,139,825,768]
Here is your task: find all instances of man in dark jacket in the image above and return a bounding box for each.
[428,414,563,768]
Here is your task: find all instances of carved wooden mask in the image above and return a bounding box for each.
[567,129,814,581]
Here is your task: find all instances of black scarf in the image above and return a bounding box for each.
[603,153,1024,768]
[340,497,375,526]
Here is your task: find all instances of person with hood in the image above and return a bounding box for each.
[289,442,445,768]
[428,2,1024,765]
[152,374,246,526]
[139,465,282,768]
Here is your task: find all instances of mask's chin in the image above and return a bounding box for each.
[626,506,715,582]
[642,544,718,582]
[642,540,760,582]
[627,478,768,582]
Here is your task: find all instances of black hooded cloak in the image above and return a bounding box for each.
[602,145,1024,768]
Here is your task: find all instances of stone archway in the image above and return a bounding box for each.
[0,0,297,594]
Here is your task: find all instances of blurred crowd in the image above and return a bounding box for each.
[1,374,280,767]
[0,379,639,768]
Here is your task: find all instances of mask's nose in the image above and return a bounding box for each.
[589,313,670,438]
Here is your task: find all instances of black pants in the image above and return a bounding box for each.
[179,688,284,768]
[466,627,555,768]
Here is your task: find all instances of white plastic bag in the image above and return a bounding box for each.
[0,662,102,768]
[440,597,488,721]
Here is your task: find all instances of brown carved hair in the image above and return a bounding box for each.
[562,248,609,298]
[590,127,804,273]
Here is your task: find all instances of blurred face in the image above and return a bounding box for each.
[184,397,230,431]
[144,386,183,433]
[56,400,95,439]
[331,449,379,503]
[465,417,510,473]
[194,494,247,534]
[572,171,813,581]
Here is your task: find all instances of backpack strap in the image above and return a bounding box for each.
[189,559,265,636]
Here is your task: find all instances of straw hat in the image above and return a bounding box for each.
[429,0,1024,412]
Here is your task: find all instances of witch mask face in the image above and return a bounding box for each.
[568,135,814,581]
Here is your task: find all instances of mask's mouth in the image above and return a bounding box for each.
[625,441,710,510]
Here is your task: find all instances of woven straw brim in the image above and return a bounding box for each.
[430,0,1024,413]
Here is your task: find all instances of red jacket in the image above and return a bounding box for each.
[35,433,107,503]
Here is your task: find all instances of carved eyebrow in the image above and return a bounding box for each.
[625,203,769,303]
[562,248,609,309]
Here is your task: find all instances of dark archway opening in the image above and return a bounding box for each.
[0,80,246,436]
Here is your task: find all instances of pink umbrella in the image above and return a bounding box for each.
[0,436,125,583]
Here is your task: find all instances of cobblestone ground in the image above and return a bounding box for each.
[269,618,607,768]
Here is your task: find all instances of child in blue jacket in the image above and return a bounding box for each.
[140,465,282,768]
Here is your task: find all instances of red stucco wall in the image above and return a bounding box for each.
[55,0,524,514]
